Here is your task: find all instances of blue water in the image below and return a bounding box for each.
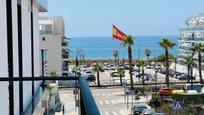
[69,36,178,59]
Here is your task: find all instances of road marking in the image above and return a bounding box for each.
[107,93,111,96]
[112,111,118,115]
[98,100,103,105]
[105,111,111,115]
[111,100,115,104]
[105,100,110,104]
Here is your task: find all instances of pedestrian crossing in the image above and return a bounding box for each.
[101,110,130,115]
[96,99,117,105]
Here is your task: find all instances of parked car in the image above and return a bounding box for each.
[176,74,189,80]
[86,74,96,81]
[159,68,166,74]
[158,88,173,96]
[110,72,124,77]
[132,104,149,115]
[141,109,155,115]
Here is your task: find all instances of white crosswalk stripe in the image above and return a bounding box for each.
[105,111,111,115]
[105,100,110,104]
[98,100,103,105]
[111,100,115,104]
[119,110,125,115]
[112,111,119,115]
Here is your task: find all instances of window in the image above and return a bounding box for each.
[42,37,45,41]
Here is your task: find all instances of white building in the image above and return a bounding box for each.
[39,15,70,76]
[178,13,204,66]
[0,0,47,114]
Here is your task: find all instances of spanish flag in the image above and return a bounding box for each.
[112,25,127,41]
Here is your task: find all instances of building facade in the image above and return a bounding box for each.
[0,0,47,114]
[39,15,69,76]
[178,13,204,66]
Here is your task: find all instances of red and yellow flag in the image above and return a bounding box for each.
[112,25,127,41]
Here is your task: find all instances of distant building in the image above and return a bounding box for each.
[178,13,204,66]
[39,15,70,76]
[0,0,47,114]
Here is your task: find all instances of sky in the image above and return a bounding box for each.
[48,0,204,37]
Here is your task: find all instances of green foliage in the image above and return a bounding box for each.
[184,56,196,67]
[117,67,125,75]
[183,106,197,115]
[172,93,204,105]
[50,71,57,76]
[148,95,161,109]
[92,63,103,72]
[121,35,135,46]
[191,43,204,53]
[159,38,176,49]
[134,92,142,101]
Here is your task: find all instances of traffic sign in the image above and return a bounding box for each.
[173,101,184,110]
[130,90,135,95]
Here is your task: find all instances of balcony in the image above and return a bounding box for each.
[36,0,48,12]
[62,42,68,47]
[0,77,100,115]
[40,30,52,35]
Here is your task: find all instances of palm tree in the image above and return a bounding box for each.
[184,56,196,89]
[138,59,147,95]
[145,49,151,64]
[113,50,119,66]
[138,59,147,85]
[159,38,176,88]
[122,35,135,90]
[148,95,161,112]
[117,67,125,86]
[92,63,103,87]
[192,43,204,83]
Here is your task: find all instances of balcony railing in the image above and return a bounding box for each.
[0,76,100,115]
[40,30,53,34]
[62,42,68,47]
[62,55,69,59]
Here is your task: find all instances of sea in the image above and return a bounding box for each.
[69,36,178,60]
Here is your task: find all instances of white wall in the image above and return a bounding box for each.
[22,0,32,110]
[0,0,9,114]
[0,0,43,114]
[12,0,20,114]
[33,5,42,90]
[40,34,62,76]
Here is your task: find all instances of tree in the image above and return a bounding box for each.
[134,91,141,104]
[113,50,119,66]
[148,95,161,111]
[192,43,204,83]
[138,59,147,85]
[184,56,196,89]
[122,35,135,90]
[144,49,151,64]
[159,38,176,88]
[117,67,125,86]
[50,71,57,83]
[183,106,197,115]
[92,63,103,87]
[138,59,147,95]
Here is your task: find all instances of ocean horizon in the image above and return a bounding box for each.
[69,36,178,60]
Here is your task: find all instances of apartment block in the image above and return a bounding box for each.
[39,15,70,76]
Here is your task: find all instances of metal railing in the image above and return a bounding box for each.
[0,76,100,115]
